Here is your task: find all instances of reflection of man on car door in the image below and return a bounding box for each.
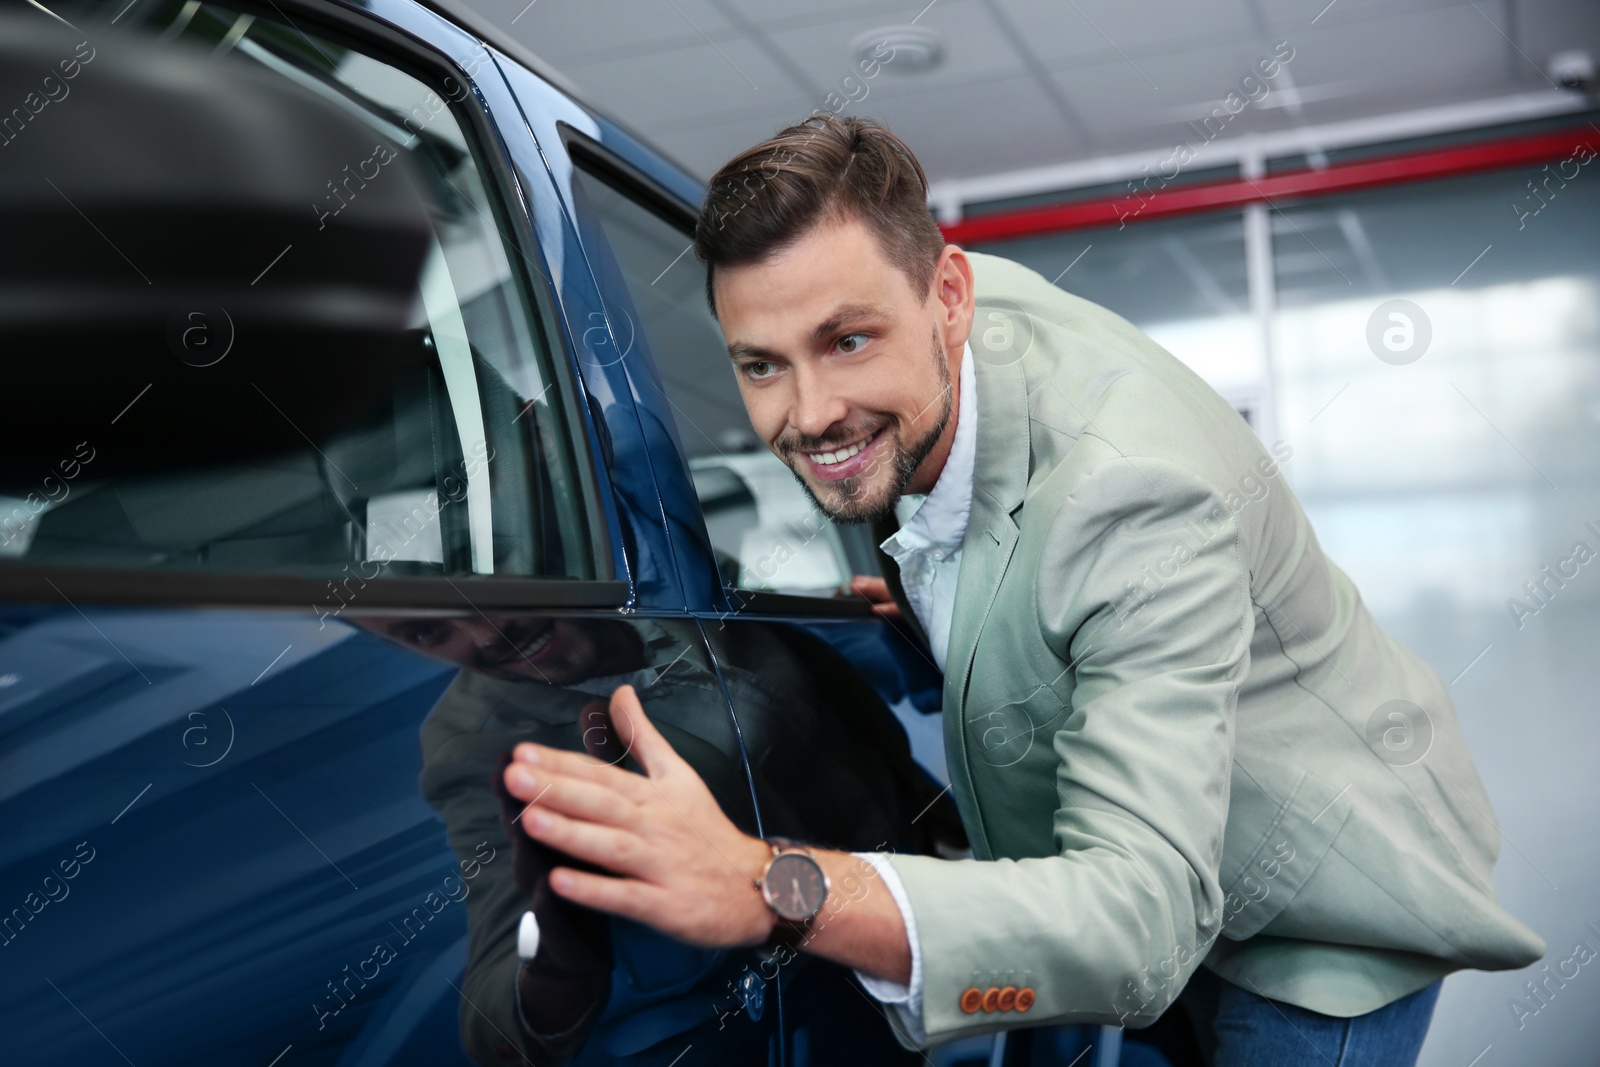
[363,613,953,1064]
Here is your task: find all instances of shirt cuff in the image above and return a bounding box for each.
[849,851,925,1038]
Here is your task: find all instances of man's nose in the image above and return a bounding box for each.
[791,368,851,441]
[457,618,503,649]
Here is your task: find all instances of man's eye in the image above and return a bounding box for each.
[836,333,868,354]
[743,361,777,380]
[407,623,446,646]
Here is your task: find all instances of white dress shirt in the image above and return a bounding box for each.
[851,340,978,1041]
[876,340,979,674]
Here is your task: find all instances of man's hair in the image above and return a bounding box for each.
[693,113,947,316]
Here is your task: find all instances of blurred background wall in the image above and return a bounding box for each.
[472,2,1599,1063]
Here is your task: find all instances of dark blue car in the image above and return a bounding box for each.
[0,1,983,1064]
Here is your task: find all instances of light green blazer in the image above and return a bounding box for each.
[880,251,1544,1047]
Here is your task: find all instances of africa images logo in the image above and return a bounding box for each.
[1365,299,1432,365]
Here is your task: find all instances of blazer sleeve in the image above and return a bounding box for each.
[881,456,1252,1045]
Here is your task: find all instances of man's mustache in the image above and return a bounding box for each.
[776,421,891,456]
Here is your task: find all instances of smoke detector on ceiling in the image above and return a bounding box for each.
[852,26,945,75]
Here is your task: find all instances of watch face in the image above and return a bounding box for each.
[763,852,827,921]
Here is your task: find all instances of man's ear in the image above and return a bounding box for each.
[933,245,976,354]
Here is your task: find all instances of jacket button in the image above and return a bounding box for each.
[959,986,984,1014]
[997,985,1017,1011]
[1015,986,1036,1013]
[981,986,1001,1013]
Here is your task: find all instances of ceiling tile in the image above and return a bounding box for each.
[985,0,1105,64]
[485,0,734,64]
[992,0,1261,65]
[1251,0,1472,36]
[710,0,916,30]
[1047,38,1294,139]
[1285,5,1539,98]
[850,75,1088,180]
[561,37,814,129]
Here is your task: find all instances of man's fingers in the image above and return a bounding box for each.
[506,764,641,831]
[851,575,901,618]
[521,805,647,876]
[546,867,664,926]
[851,575,889,600]
[508,688,681,785]
[507,742,652,803]
[607,685,681,780]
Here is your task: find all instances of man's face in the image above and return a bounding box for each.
[358,615,644,686]
[714,215,973,525]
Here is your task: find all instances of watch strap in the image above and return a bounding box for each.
[762,915,816,952]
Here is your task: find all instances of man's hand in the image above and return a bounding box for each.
[849,575,902,619]
[504,684,916,985]
[502,685,775,950]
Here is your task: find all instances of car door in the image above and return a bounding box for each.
[536,117,975,1065]
[0,3,780,1065]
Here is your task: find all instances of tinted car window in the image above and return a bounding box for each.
[569,163,863,597]
[0,2,594,586]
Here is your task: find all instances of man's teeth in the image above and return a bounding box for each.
[809,439,868,466]
[522,630,554,657]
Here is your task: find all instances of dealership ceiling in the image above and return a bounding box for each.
[473,0,1599,186]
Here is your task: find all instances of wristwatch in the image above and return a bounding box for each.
[754,837,829,948]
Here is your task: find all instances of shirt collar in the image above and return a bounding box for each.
[879,340,978,561]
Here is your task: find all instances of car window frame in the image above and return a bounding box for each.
[0,0,626,613]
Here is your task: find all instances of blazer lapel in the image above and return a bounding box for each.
[941,344,1032,858]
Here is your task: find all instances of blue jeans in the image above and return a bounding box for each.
[1173,967,1442,1067]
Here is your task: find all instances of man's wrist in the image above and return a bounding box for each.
[737,835,779,945]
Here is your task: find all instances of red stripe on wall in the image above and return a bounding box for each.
[940,124,1600,243]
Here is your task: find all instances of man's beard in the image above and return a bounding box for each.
[776,328,953,526]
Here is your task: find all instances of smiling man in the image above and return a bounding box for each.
[726,247,958,524]
[501,114,1544,1064]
